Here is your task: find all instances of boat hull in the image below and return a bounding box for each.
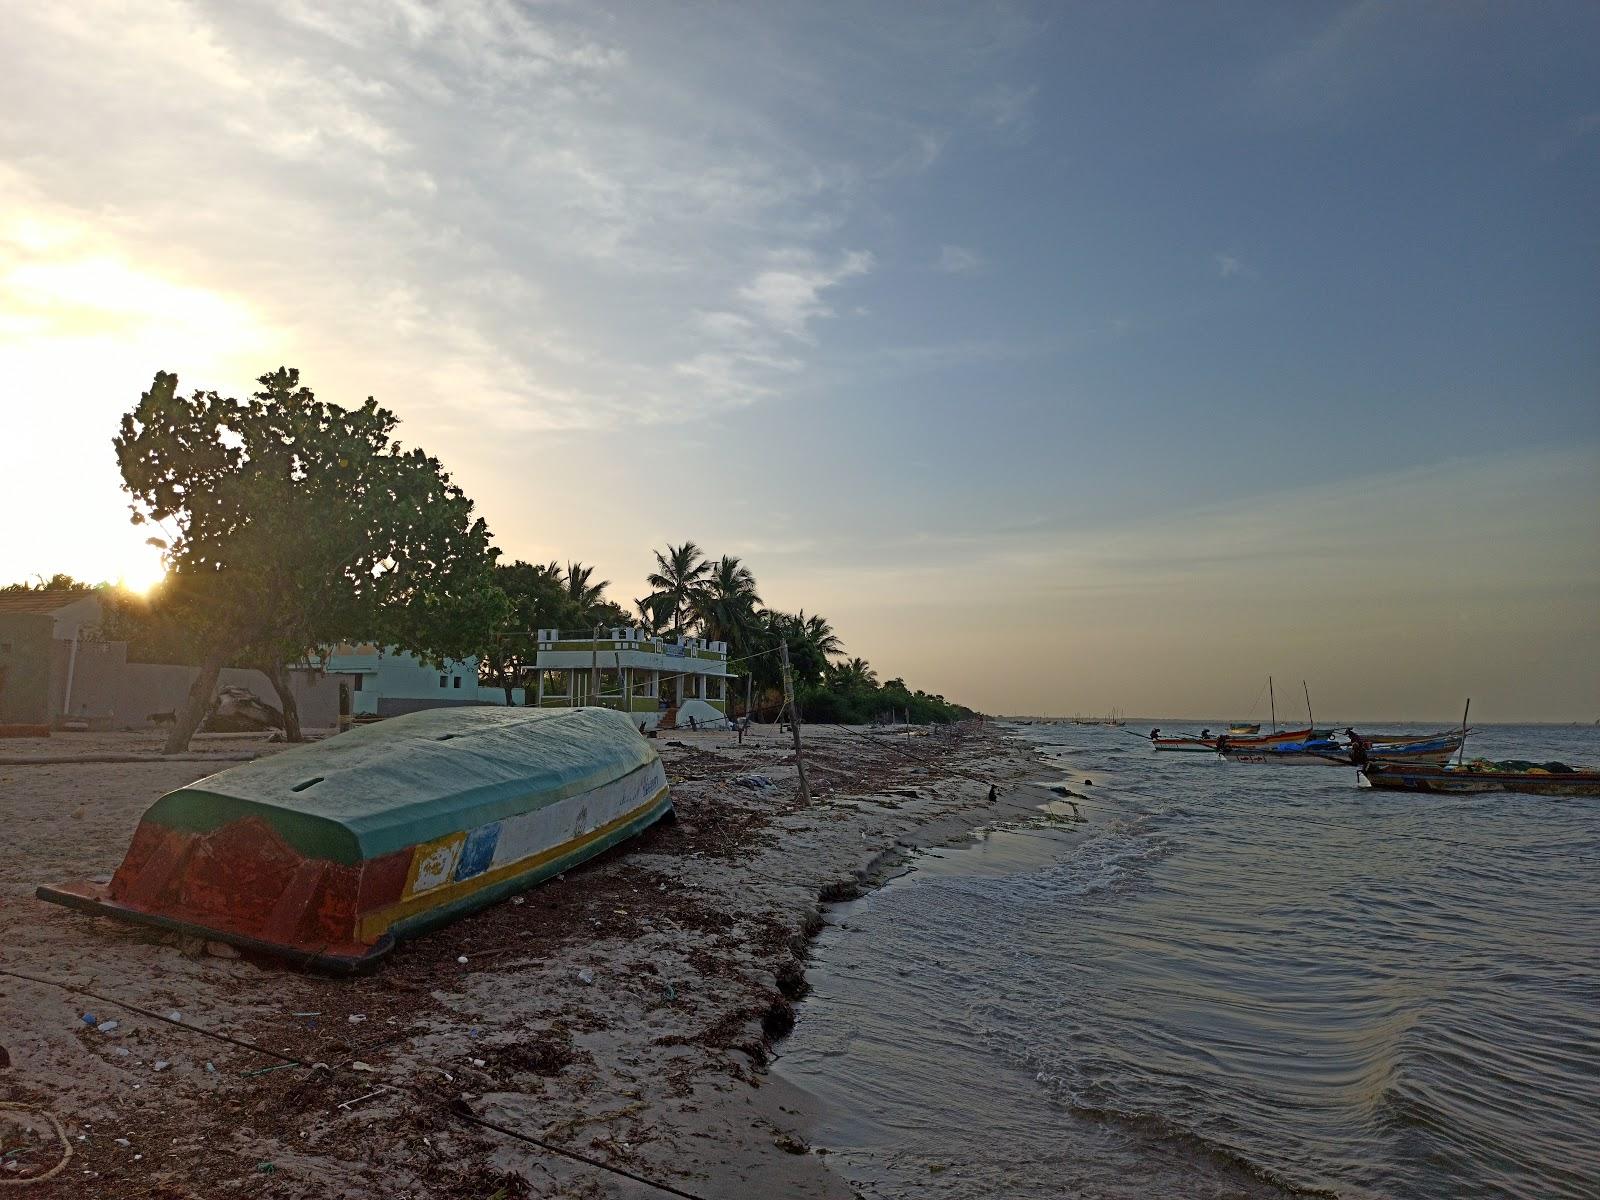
[1152,739,1218,752]
[37,707,673,972]
[1224,750,1353,766]
[1360,764,1600,797]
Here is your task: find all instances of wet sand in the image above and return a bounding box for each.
[0,722,1046,1198]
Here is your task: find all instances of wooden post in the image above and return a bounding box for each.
[779,640,810,803]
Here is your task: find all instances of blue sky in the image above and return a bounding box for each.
[1,1,1596,719]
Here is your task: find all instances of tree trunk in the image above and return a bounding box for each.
[164,656,223,754]
[266,662,303,742]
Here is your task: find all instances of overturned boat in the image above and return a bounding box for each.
[38,707,672,972]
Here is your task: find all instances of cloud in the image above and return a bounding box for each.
[1215,253,1247,279]
[936,244,985,274]
[736,249,875,342]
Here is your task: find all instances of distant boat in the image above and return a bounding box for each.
[38,707,673,972]
[1227,723,1261,735]
[1361,760,1600,797]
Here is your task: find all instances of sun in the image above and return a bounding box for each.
[116,554,168,595]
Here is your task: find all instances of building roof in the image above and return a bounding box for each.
[0,588,96,616]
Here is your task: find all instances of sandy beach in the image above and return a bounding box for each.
[0,721,1048,1198]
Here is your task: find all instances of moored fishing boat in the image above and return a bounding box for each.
[1152,736,1219,752]
[1360,760,1600,797]
[38,706,672,972]
[1222,738,1352,766]
[1358,734,1465,765]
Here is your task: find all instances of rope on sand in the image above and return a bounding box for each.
[0,1102,72,1186]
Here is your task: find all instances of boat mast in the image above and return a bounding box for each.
[1457,698,1471,766]
[1302,680,1313,734]
[1269,676,1276,731]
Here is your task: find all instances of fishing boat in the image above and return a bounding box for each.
[1359,729,1471,746]
[1151,736,1219,752]
[1222,738,1352,766]
[1227,723,1261,735]
[38,706,672,972]
[1360,760,1600,797]
[1357,734,1465,765]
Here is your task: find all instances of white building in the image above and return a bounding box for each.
[321,644,522,717]
[532,627,731,732]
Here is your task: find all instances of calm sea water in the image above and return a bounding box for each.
[777,722,1600,1198]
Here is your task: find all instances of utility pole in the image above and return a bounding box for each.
[779,640,810,804]
[590,623,601,708]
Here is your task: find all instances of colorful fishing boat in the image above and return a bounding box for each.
[38,706,672,972]
[1360,760,1600,797]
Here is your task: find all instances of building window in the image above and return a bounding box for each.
[598,668,622,696]
[541,669,569,698]
[440,675,448,688]
[352,675,363,692]
[453,676,462,689]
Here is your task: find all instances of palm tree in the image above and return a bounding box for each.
[632,593,674,635]
[797,610,843,660]
[828,656,877,691]
[691,555,763,647]
[563,561,610,625]
[645,541,711,637]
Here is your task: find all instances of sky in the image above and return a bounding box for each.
[1,1,1597,722]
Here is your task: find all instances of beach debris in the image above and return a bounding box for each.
[166,1011,183,1023]
[97,1020,119,1034]
[511,895,526,905]
[153,1061,170,1072]
[205,1062,216,1073]
[457,955,469,964]
[291,1011,321,1018]
[735,774,775,792]
[1083,779,1094,786]
[351,1061,379,1073]
[256,1161,276,1174]
[81,1013,97,1026]
[577,968,595,986]
[469,1058,486,1068]
[114,1048,130,1058]
[204,940,240,959]
[337,1089,389,1111]
[347,1013,367,1024]
[113,1138,130,1148]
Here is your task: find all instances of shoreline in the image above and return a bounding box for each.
[0,721,1051,1197]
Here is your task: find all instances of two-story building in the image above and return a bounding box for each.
[532,627,731,731]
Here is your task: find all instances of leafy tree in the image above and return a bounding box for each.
[645,541,710,637]
[478,560,566,703]
[115,367,506,750]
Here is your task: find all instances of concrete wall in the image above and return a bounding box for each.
[0,614,53,724]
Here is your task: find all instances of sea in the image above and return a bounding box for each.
[774,721,1600,1199]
